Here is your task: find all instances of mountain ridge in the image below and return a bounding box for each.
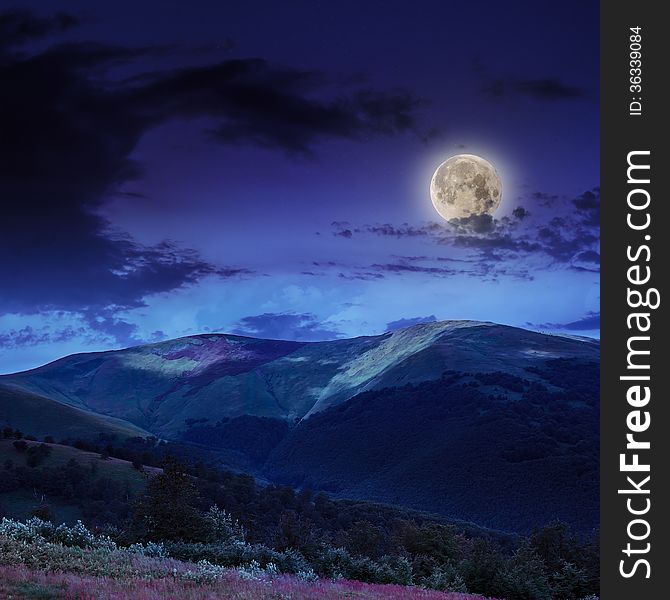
[0,320,599,533]
[0,320,598,436]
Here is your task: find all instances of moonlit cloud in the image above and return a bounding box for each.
[0,3,599,372]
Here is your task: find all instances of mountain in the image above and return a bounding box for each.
[0,383,151,441]
[0,321,599,533]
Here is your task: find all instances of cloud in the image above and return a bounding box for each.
[536,227,599,263]
[451,188,599,268]
[385,315,437,332]
[512,207,530,220]
[0,8,79,52]
[0,325,84,349]
[572,188,600,227]
[536,312,600,331]
[370,263,459,276]
[575,250,600,264]
[135,60,422,156]
[337,272,385,281]
[451,234,542,255]
[231,312,342,341]
[451,214,496,234]
[484,78,587,101]
[364,223,440,237]
[324,185,600,283]
[0,8,423,330]
[531,191,560,206]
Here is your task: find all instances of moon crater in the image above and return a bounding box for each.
[430,154,502,221]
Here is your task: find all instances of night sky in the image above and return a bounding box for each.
[0,1,600,374]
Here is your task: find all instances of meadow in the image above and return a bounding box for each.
[0,517,494,600]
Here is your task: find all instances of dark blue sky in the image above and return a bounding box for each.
[0,1,599,373]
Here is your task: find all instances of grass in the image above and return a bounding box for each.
[0,517,497,600]
[0,383,151,442]
[0,564,493,600]
[0,439,153,484]
[0,489,83,524]
[0,439,153,522]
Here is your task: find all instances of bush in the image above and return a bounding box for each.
[0,517,116,551]
[421,563,469,593]
[202,504,246,544]
[127,541,167,558]
[30,504,55,522]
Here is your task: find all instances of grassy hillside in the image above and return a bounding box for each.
[0,438,150,523]
[0,438,599,599]
[0,322,599,442]
[0,438,152,482]
[0,383,152,441]
[0,322,600,537]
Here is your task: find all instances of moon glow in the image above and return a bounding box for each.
[430,154,502,221]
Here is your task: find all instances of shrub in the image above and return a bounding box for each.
[421,563,469,593]
[30,505,55,523]
[127,541,167,558]
[202,504,246,544]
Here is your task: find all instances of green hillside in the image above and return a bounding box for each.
[0,439,150,523]
[0,384,152,442]
[0,321,599,441]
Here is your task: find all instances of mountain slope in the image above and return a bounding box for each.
[265,360,599,533]
[0,321,598,440]
[0,383,151,441]
[0,321,599,533]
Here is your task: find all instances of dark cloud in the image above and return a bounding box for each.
[0,9,423,326]
[531,191,560,206]
[134,60,422,156]
[451,188,599,269]
[572,188,600,226]
[338,272,385,281]
[330,221,442,239]
[232,312,342,341]
[79,309,141,348]
[536,226,599,264]
[365,223,438,237]
[371,263,459,276]
[0,325,84,349]
[385,315,437,332]
[575,250,600,264]
[537,312,600,331]
[325,185,600,281]
[484,78,587,101]
[451,214,496,234]
[0,8,79,52]
[452,234,542,255]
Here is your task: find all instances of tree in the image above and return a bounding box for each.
[26,444,52,467]
[274,509,318,554]
[203,504,246,544]
[12,440,28,452]
[131,457,206,542]
[31,503,55,522]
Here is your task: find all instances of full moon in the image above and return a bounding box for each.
[430,154,502,221]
